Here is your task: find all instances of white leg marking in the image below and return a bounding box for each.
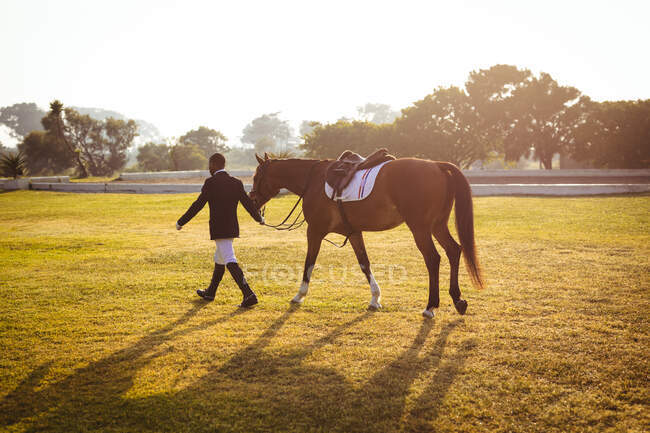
[422,309,435,319]
[368,273,382,310]
[292,265,313,304]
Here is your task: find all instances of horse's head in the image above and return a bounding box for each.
[250,152,281,209]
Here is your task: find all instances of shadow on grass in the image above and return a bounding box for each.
[1,304,474,433]
[0,300,228,429]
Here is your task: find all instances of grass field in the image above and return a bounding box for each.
[0,191,648,432]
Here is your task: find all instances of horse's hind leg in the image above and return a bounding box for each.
[409,225,441,318]
[349,232,382,310]
[433,223,467,315]
[292,226,324,304]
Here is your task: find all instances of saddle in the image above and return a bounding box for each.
[325,148,396,200]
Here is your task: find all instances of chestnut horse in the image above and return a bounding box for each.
[250,153,484,318]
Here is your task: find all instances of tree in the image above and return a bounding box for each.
[504,73,581,169]
[102,117,138,174]
[357,103,400,125]
[299,120,320,138]
[301,120,394,159]
[396,86,488,168]
[241,113,293,151]
[18,130,74,175]
[0,150,27,178]
[169,143,207,170]
[72,106,163,145]
[179,126,228,158]
[0,103,46,139]
[41,101,139,177]
[465,64,532,155]
[569,99,650,168]
[60,108,104,175]
[254,136,276,154]
[42,101,89,177]
[224,147,258,168]
[136,142,171,171]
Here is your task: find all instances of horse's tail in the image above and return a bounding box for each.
[437,162,484,290]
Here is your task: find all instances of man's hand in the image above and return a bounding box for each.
[176,222,182,231]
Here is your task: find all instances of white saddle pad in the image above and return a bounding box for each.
[325,160,392,201]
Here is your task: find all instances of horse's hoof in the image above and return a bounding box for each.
[454,299,468,315]
[422,309,434,319]
[368,303,382,311]
[290,297,304,304]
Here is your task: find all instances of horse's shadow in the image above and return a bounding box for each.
[1,302,474,432]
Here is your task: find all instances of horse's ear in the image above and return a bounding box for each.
[255,153,264,165]
[264,152,269,161]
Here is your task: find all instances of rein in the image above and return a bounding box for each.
[257,161,351,248]
[260,196,306,231]
[258,161,319,232]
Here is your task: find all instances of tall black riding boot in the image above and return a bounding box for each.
[197,263,225,301]
[226,262,258,308]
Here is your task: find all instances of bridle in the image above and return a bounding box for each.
[252,161,320,231]
[253,160,352,248]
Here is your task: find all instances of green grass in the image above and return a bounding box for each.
[0,191,648,432]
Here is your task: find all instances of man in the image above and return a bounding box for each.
[176,153,264,307]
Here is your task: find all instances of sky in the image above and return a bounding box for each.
[1,0,649,146]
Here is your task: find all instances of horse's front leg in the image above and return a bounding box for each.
[349,232,382,310]
[291,226,324,304]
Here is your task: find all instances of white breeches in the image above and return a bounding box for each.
[214,238,237,264]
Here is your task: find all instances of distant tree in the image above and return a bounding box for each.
[357,103,400,124]
[169,143,207,170]
[396,86,488,168]
[241,113,293,151]
[299,120,320,138]
[569,99,650,168]
[224,147,257,168]
[0,103,46,139]
[504,73,581,169]
[136,142,171,171]
[102,117,138,174]
[18,130,74,175]
[179,126,228,158]
[42,101,89,177]
[60,108,104,175]
[465,64,532,153]
[301,120,394,159]
[0,150,27,178]
[41,101,138,177]
[72,106,163,145]
[254,136,276,154]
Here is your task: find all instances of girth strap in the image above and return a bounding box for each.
[335,199,356,247]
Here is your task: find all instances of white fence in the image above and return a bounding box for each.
[3,169,649,196]
[119,168,650,180]
[118,170,252,181]
[0,176,69,190]
[471,184,650,196]
[31,183,253,194]
[462,169,650,178]
[20,182,650,196]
